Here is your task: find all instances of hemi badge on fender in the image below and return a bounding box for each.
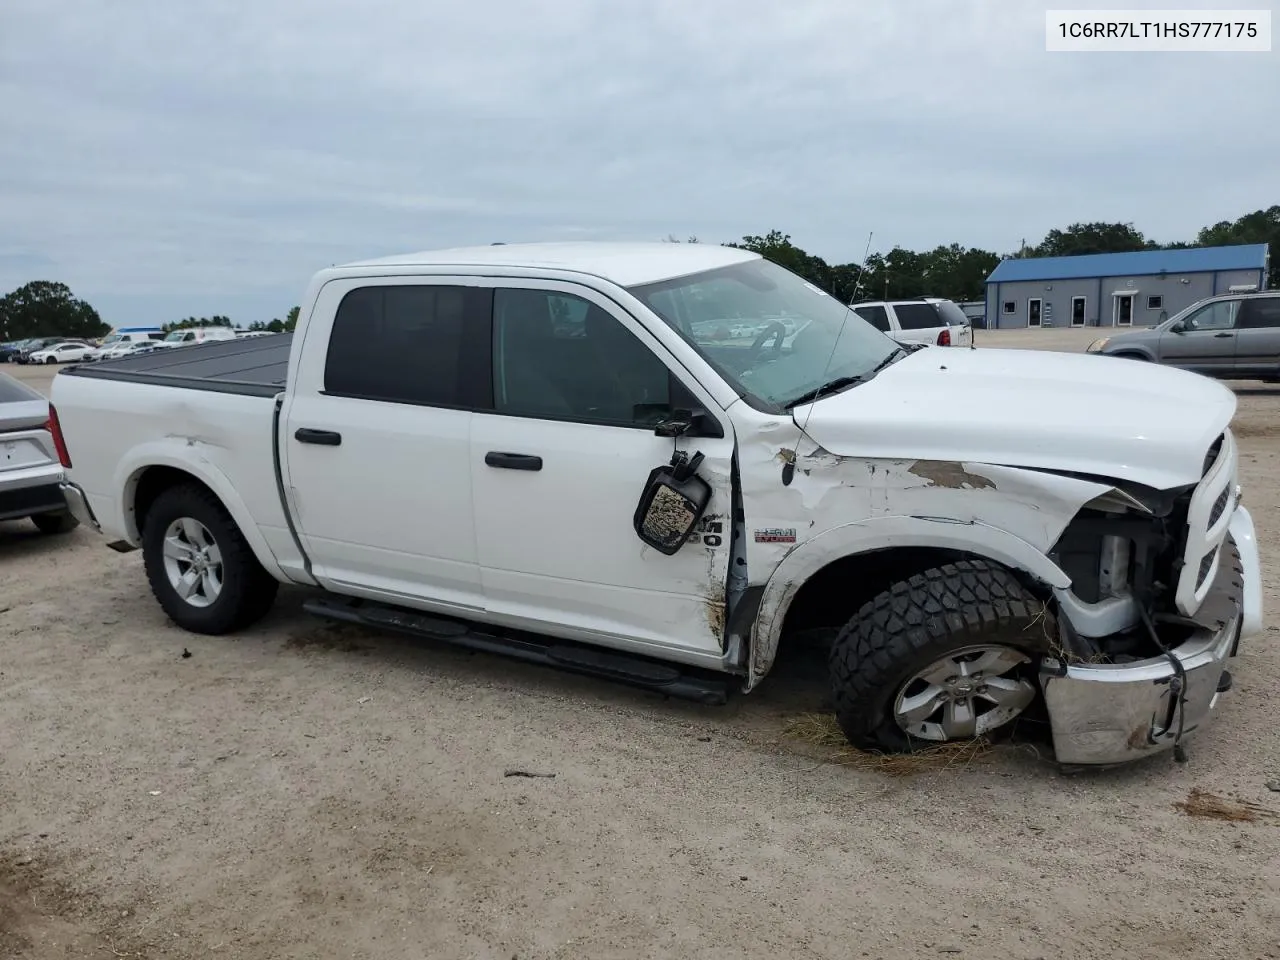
[754,527,797,544]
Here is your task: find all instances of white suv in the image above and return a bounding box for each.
[850,297,973,348]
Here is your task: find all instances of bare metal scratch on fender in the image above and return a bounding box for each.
[754,527,797,544]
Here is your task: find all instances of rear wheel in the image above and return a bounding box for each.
[30,510,78,535]
[142,483,278,634]
[828,559,1052,753]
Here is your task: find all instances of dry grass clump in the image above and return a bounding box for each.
[1175,787,1279,824]
[783,712,993,776]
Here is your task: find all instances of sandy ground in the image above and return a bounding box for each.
[3,335,1279,960]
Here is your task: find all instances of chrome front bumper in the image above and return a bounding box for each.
[1040,507,1261,767]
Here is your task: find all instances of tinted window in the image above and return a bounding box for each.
[1184,300,1239,331]
[893,303,943,330]
[325,284,484,407]
[1003,301,1016,314]
[1239,298,1280,329]
[853,305,891,332]
[931,300,969,326]
[1146,295,1163,310]
[492,289,671,426]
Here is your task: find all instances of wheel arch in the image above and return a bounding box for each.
[745,517,1071,690]
[113,446,288,583]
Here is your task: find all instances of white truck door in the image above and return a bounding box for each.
[280,277,491,616]
[469,281,737,660]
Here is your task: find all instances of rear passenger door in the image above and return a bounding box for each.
[468,280,737,660]
[1231,297,1280,378]
[281,277,492,615]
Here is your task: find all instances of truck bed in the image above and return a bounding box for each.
[60,335,292,398]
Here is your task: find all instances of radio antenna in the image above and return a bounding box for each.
[781,230,876,485]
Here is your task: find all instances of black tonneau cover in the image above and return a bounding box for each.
[60,335,292,398]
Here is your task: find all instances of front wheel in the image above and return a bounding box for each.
[828,559,1052,753]
[44,356,57,364]
[142,483,279,634]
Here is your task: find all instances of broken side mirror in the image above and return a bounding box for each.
[633,450,712,555]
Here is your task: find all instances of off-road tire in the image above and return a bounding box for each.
[142,483,279,635]
[30,510,79,534]
[828,559,1053,753]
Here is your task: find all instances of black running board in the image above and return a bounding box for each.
[302,596,731,706]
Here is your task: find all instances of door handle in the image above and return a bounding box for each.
[294,427,342,446]
[485,451,543,471]
[1213,332,1234,338]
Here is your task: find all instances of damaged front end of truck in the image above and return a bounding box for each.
[1038,429,1260,766]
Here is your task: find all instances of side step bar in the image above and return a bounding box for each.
[302,596,732,706]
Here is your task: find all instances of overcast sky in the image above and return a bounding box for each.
[2,0,1276,328]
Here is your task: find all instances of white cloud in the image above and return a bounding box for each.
[1,0,1275,325]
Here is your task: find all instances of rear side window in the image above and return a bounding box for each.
[932,300,970,326]
[893,303,943,330]
[324,284,491,407]
[1239,298,1280,329]
[853,305,891,332]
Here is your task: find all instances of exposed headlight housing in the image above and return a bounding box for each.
[1087,338,1110,353]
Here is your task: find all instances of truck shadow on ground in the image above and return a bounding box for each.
[0,521,87,564]
[261,589,1081,773]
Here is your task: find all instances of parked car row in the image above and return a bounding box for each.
[2,325,250,366]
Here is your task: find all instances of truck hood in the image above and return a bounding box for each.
[792,346,1236,490]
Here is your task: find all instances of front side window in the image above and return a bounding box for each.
[1184,300,1240,331]
[324,284,485,407]
[492,288,671,426]
[628,259,900,410]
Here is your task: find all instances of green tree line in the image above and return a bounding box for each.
[720,205,1278,304]
[3,206,1275,340]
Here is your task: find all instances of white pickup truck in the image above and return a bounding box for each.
[50,242,1263,767]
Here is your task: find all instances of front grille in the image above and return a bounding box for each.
[1196,546,1219,589]
[1208,486,1231,527]
[1203,434,1224,476]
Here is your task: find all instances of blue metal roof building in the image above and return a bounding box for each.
[983,243,1269,329]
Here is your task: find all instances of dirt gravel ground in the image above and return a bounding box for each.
[3,336,1279,960]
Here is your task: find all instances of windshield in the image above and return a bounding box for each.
[101,334,124,346]
[628,259,900,410]
[163,331,188,342]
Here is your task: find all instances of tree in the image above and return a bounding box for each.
[0,281,109,341]
[728,230,835,291]
[162,315,233,333]
[1196,205,1280,288]
[284,306,300,332]
[1029,222,1157,258]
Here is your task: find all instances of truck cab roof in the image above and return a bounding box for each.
[337,241,761,288]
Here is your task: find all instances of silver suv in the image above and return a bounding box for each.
[1088,291,1280,381]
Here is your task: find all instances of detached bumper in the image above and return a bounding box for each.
[1040,509,1260,767]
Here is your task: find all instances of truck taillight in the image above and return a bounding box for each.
[937,328,951,346]
[45,403,72,468]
